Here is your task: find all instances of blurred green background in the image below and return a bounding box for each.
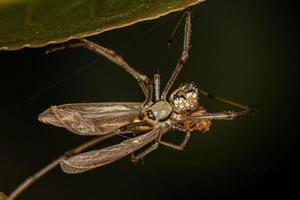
[0,0,298,199]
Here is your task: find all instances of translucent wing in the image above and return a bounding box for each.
[38,102,143,135]
[60,128,162,173]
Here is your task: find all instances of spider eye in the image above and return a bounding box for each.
[147,110,156,121]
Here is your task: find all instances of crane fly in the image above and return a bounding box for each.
[38,10,254,174]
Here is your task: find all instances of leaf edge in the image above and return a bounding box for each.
[0,0,206,51]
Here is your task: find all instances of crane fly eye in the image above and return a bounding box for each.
[147,110,156,121]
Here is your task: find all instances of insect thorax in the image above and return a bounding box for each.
[146,101,172,122]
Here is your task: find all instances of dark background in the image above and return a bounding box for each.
[0,0,299,199]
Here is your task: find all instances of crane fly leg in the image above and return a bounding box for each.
[158,132,191,151]
[161,9,192,100]
[80,38,150,98]
[167,9,187,47]
[46,39,151,100]
[131,142,159,163]
[131,126,172,163]
[45,42,86,54]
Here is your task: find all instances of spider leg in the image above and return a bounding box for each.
[188,108,255,121]
[158,131,191,151]
[161,9,192,100]
[131,142,159,163]
[198,88,256,111]
[46,39,151,100]
[131,126,172,163]
[131,132,192,162]
[167,10,186,47]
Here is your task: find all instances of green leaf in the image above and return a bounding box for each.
[0,0,205,51]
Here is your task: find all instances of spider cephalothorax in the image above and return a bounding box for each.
[169,83,198,113]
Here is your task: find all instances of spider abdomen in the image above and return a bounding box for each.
[169,83,198,113]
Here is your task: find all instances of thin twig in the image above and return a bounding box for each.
[8,130,121,200]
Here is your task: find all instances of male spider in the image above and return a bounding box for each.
[38,10,254,174]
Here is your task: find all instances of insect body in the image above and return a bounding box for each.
[38,10,254,174]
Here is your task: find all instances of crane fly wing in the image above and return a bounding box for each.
[38,102,143,135]
[60,128,162,173]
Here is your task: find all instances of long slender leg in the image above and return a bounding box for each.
[153,73,160,102]
[167,10,186,47]
[161,9,192,100]
[8,128,123,200]
[198,89,254,110]
[196,88,257,120]
[131,142,159,163]
[131,126,172,163]
[46,39,150,99]
[186,108,255,121]
[159,132,191,151]
[45,42,85,54]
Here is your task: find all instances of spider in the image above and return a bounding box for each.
[38,10,254,174]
